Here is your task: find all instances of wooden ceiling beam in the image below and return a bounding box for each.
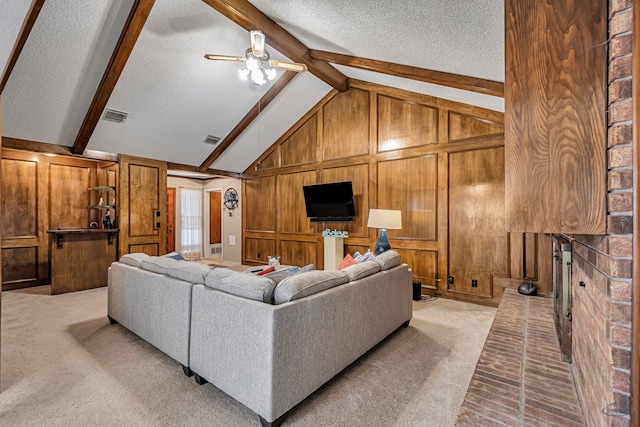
[310,50,505,98]
[0,0,46,95]
[201,0,348,92]
[167,163,244,179]
[199,70,297,172]
[3,137,118,161]
[71,0,156,155]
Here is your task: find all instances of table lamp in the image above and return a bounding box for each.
[367,209,402,255]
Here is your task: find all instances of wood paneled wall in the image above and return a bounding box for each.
[505,0,607,234]
[1,149,113,290]
[243,80,551,306]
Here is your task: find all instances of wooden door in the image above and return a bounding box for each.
[167,188,176,253]
[118,155,167,256]
[209,191,221,245]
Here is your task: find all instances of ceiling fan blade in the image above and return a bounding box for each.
[269,60,308,73]
[204,54,245,62]
[250,30,265,56]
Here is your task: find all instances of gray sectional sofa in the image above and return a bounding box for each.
[107,251,412,427]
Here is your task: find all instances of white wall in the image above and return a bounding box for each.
[204,178,242,263]
[166,175,242,264]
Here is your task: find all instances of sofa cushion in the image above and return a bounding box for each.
[166,261,212,284]
[119,252,151,268]
[374,250,401,270]
[342,260,381,281]
[140,257,182,275]
[273,270,349,305]
[205,268,276,303]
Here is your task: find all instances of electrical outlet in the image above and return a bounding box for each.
[471,279,478,288]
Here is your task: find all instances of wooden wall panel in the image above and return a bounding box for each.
[448,112,503,141]
[49,163,91,229]
[244,176,276,232]
[377,155,438,240]
[244,237,275,264]
[322,88,369,160]
[322,163,369,238]
[448,147,508,298]
[505,0,606,234]
[281,115,317,167]
[241,82,548,306]
[128,243,159,256]
[279,171,316,234]
[256,149,278,171]
[2,158,37,238]
[378,95,438,151]
[1,246,37,283]
[344,244,370,258]
[280,239,316,268]
[396,248,438,287]
[524,233,538,280]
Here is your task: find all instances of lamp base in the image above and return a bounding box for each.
[374,229,391,255]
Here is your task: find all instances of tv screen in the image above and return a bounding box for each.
[303,181,356,222]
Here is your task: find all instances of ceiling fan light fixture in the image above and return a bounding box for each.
[204,30,307,87]
[238,68,250,81]
[265,68,277,81]
[251,69,266,85]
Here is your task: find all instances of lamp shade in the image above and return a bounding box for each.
[367,209,402,230]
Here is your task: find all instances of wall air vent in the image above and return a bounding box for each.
[204,135,221,145]
[103,108,128,123]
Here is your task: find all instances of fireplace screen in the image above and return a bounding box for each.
[552,235,572,362]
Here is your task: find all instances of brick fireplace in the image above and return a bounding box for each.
[571,1,634,425]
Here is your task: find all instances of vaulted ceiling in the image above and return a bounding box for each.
[1,0,504,177]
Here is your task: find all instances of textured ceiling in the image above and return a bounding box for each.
[250,0,505,81]
[0,1,33,73]
[1,0,505,175]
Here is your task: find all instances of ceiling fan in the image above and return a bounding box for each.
[205,30,308,86]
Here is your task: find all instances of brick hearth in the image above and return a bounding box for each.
[456,289,585,426]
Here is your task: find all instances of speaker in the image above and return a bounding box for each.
[412,281,422,301]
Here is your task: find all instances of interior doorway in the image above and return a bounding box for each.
[207,189,222,259]
[167,187,176,253]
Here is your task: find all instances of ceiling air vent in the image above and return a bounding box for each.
[103,108,128,123]
[204,135,221,145]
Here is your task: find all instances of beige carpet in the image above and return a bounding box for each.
[0,287,495,426]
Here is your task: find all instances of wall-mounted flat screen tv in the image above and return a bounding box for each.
[303,181,356,222]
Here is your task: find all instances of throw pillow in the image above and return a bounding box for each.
[360,250,375,262]
[373,249,401,270]
[257,266,275,276]
[341,260,381,281]
[163,252,186,261]
[273,269,349,305]
[205,268,276,303]
[337,254,358,270]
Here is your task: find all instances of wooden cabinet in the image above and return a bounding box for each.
[47,229,118,294]
[505,0,607,234]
